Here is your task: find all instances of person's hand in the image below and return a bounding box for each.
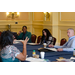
[21,37,29,45]
[24,37,29,44]
[48,44,54,47]
[13,39,17,43]
[13,35,15,39]
[57,48,63,51]
[18,31,22,36]
[14,39,17,40]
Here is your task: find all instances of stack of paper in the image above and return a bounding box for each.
[27,43,39,45]
[56,58,74,62]
[13,40,24,44]
[46,48,57,52]
[26,57,46,62]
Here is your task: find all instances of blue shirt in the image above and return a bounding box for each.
[54,36,75,51]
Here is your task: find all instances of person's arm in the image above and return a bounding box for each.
[48,44,62,48]
[57,47,74,52]
[16,37,29,61]
[49,39,67,48]
[54,45,63,48]
[17,33,23,40]
[62,48,73,51]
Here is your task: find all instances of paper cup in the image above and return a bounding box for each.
[43,43,47,48]
[40,52,45,59]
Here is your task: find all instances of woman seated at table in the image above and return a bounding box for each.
[17,26,31,42]
[0,31,29,62]
[41,29,54,46]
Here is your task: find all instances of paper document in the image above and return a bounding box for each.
[56,58,73,62]
[13,41,20,44]
[27,43,39,45]
[14,40,24,42]
[26,57,46,62]
[13,40,24,44]
[46,48,57,51]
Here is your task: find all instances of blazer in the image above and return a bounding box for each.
[17,31,31,42]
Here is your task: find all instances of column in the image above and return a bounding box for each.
[52,12,59,45]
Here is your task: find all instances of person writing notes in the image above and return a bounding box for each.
[49,28,75,51]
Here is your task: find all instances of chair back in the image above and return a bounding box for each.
[0,31,2,36]
[60,38,67,46]
[37,36,42,43]
[31,34,37,43]
[53,37,56,45]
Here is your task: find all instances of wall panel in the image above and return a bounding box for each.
[0,12,7,20]
[33,12,44,21]
[18,12,30,20]
[32,24,43,37]
[60,12,75,21]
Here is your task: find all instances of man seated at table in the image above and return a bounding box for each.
[17,26,31,42]
[48,28,75,51]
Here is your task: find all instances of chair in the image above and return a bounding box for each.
[37,36,42,43]
[0,31,2,36]
[53,37,56,45]
[60,38,67,46]
[31,34,37,43]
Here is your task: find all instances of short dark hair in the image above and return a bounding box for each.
[1,31,14,48]
[22,26,27,30]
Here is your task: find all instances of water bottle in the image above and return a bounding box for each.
[73,49,75,56]
[32,50,36,57]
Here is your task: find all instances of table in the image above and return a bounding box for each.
[14,42,73,62]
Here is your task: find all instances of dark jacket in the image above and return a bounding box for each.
[17,31,31,42]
